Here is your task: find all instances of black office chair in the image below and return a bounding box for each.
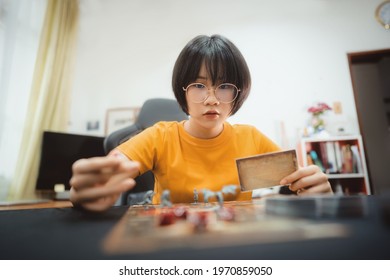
[104,98,188,205]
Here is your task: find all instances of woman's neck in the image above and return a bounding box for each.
[183,120,224,139]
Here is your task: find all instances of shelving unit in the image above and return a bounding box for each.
[300,135,371,195]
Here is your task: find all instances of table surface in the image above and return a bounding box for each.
[1,195,390,260]
[0,200,72,211]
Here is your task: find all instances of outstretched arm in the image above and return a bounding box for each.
[69,150,140,212]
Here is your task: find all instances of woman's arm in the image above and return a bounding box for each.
[69,150,140,212]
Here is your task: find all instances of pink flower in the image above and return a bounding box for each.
[308,102,332,115]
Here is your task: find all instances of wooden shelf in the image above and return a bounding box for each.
[300,135,371,195]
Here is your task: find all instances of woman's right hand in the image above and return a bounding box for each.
[69,151,140,212]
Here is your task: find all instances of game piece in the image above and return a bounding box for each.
[217,206,235,221]
[201,185,239,207]
[193,188,199,204]
[217,185,239,208]
[221,184,238,195]
[187,211,211,232]
[161,189,172,207]
[173,206,187,219]
[159,210,176,226]
[202,189,215,204]
[215,191,224,207]
[138,190,155,205]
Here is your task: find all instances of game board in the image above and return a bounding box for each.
[103,198,348,255]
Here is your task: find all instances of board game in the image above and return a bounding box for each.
[103,198,348,255]
[103,150,352,255]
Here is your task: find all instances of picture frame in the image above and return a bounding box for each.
[105,107,141,135]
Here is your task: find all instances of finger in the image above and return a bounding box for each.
[280,165,319,185]
[72,175,136,203]
[81,195,119,212]
[72,157,122,174]
[69,172,113,191]
[108,149,128,160]
[70,160,140,190]
[115,160,141,177]
[289,171,328,192]
[297,183,332,196]
[306,182,333,194]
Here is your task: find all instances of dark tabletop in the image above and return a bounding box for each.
[1,195,390,260]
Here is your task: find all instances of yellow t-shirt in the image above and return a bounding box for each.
[117,121,280,204]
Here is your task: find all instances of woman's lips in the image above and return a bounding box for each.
[203,110,220,119]
[204,110,220,116]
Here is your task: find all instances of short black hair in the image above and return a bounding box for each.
[172,34,251,116]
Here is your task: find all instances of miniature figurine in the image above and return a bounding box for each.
[161,189,172,207]
[138,190,154,205]
[215,191,224,207]
[193,188,199,204]
[221,185,238,195]
[202,189,215,204]
[201,185,238,207]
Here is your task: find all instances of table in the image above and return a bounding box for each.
[1,195,389,260]
[0,200,72,211]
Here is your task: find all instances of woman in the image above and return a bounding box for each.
[70,34,331,212]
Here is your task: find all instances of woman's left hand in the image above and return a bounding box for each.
[280,165,333,195]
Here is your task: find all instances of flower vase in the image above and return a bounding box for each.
[311,114,330,138]
[311,114,324,134]
[307,102,332,138]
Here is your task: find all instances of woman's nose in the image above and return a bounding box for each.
[204,89,220,105]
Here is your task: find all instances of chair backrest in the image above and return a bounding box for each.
[104,98,188,205]
[104,98,187,153]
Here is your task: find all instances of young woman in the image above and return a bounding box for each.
[70,35,331,212]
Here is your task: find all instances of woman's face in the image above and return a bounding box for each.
[184,63,234,138]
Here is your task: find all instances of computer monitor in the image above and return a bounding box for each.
[35,131,106,199]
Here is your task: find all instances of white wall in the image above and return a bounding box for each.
[69,0,390,148]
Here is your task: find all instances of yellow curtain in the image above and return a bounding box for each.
[9,0,79,199]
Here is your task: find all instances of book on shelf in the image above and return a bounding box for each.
[334,141,343,173]
[306,142,364,175]
[325,141,338,174]
[341,144,353,173]
[309,150,325,172]
[302,136,369,195]
[350,145,363,173]
[319,142,329,172]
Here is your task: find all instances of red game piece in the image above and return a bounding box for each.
[158,210,176,226]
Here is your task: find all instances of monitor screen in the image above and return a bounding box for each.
[35,131,106,193]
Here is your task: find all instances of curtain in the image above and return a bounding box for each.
[8,0,79,199]
[0,0,47,200]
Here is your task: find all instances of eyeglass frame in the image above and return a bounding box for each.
[182,82,241,104]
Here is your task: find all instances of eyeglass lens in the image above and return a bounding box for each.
[186,83,238,103]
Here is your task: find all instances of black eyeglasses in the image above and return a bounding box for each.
[182,83,240,104]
